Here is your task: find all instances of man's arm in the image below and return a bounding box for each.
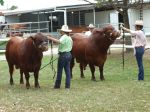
[47,35,60,44]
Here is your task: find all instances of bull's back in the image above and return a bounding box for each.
[71,34,90,61]
[5,37,23,66]
[72,34,88,51]
[71,33,107,66]
[71,33,87,40]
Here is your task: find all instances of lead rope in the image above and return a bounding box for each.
[120,23,125,70]
[39,40,57,80]
[49,41,56,79]
[84,38,90,67]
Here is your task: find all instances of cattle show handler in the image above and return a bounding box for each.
[121,20,147,80]
[48,25,73,89]
[85,23,95,36]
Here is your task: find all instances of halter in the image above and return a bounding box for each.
[30,36,37,48]
[103,30,116,43]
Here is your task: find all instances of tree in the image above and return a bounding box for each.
[83,0,144,46]
[0,0,4,5]
[9,5,18,10]
[0,0,18,10]
[95,0,132,46]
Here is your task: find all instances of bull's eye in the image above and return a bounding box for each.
[40,41,44,45]
[34,40,42,46]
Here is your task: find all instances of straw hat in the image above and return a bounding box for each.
[87,24,95,28]
[60,25,72,32]
[135,20,143,26]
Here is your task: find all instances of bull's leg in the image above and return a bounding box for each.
[70,57,75,79]
[20,70,24,84]
[99,65,105,80]
[8,63,14,85]
[24,72,30,89]
[89,64,96,81]
[80,63,85,78]
[34,72,40,88]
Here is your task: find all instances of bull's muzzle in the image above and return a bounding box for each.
[38,41,48,51]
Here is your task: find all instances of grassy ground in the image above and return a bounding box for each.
[0,50,150,112]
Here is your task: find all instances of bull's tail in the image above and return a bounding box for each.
[70,56,75,78]
[5,41,15,85]
[8,62,14,85]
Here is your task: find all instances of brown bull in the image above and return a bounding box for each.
[70,26,88,33]
[5,33,48,89]
[70,25,120,80]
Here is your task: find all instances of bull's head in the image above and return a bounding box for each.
[31,33,49,51]
[102,25,120,43]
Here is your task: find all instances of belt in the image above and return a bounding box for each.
[59,52,70,55]
[135,46,143,48]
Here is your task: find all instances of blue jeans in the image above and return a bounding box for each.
[54,52,72,88]
[135,47,144,80]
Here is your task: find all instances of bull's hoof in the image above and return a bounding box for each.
[20,80,24,84]
[10,79,14,85]
[26,84,30,89]
[35,85,40,88]
[10,81,14,85]
[20,82,24,84]
[35,83,40,88]
[100,78,105,81]
[10,82,14,85]
[81,75,85,78]
[91,78,96,81]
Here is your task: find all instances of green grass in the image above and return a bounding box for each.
[0,51,150,112]
[0,41,7,50]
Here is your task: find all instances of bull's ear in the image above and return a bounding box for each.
[30,36,35,41]
[95,29,103,34]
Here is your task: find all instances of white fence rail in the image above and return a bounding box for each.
[0,21,49,38]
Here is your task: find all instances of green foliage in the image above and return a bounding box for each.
[0,0,4,5]
[95,0,113,8]
[9,5,18,10]
[95,0,111,3]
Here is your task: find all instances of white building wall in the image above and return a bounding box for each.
[128,8,150,34]
[128,9,140,30]
[143,9,150,33]
[0,16,5,23]
[85,10,118,28]
[85,8,150,33]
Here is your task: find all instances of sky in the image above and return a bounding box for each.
[0,0,95,11]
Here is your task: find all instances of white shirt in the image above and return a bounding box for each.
[130,30,147,47]
[85,31,92,37]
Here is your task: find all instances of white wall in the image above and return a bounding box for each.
[128,8,150,33]
[143,9,150,33]
[128,9,139,30]
[85,10,118,28]
[0,16,5,23]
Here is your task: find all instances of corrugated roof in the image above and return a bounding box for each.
[1,0,96,16]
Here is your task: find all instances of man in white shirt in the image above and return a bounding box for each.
[85,24,95,37]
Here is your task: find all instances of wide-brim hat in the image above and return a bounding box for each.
[87,24,95,28]
[60,25,72,32]
[135,20,143,26]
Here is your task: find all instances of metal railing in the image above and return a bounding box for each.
[0,21,49,38]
